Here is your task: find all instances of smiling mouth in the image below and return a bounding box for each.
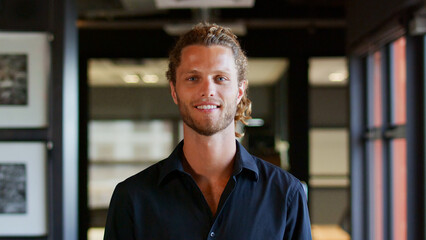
[196,105,220,110]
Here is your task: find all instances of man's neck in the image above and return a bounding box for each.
[181,123,237,216]
[182,123,237,181]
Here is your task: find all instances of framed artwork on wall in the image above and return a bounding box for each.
[0,142,47,236]
[0,32,50,128]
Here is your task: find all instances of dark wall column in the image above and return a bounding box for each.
[78,58,88,240]
[50,0,79,239]
[349,56,367,240]
[406,33,425,240]
[62,0,79,239]
[49,0,64,236]
[287,56,310,186]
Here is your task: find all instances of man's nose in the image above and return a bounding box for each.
[200,79,215,97]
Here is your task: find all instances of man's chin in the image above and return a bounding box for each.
[189,124,220,136]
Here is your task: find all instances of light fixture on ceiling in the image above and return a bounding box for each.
[164,22,247,36]
[328,72,347,82]
[142,74,159,84]
[123,74,141,84]
[155,0,255,9]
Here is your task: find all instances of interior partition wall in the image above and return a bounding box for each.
[349,26,425,240]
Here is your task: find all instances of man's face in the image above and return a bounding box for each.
[170,45,245,136]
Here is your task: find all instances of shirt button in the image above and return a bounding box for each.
[210,232,215,238]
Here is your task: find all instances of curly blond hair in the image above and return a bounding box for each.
[166,23,252,137]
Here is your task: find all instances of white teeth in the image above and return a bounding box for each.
[196,105,218,110]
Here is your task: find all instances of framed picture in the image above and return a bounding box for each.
[0,32,50,128]
[0,142,47,236]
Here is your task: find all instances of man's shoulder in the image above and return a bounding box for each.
[252,155,305,193]
[238,141,301,189]
[115,141,183,193]
[116,159,168,191]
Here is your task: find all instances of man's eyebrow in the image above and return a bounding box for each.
[179,69,233,75]
[213,69,233,75]
[179,70,201,75]
[185,70,200,74]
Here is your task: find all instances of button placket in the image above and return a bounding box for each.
[207,177,237,239]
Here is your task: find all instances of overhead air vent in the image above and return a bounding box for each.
[155,0,255,9]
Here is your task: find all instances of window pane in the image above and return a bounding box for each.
[392,139,407,240]
[373,52,382,127]
[374,140,384,240]
[366,50,384,239]
[367,51,382,127]
[368,139,384,240]
[391,37,407,124]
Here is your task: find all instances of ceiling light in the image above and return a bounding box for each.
[328,72,347,82]
[155,0,255,9]
[142,74,159,84]
[123,74,140,84]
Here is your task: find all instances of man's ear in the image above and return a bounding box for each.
[170,81,178,105]
[237,80,247,104]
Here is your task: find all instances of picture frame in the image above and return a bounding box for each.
[0,142,47,236]
[0,32,50,128]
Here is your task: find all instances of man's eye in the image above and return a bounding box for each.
[216,76,227,82]
[188,76,197,81]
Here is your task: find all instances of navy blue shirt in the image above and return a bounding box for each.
[104,140,312,240]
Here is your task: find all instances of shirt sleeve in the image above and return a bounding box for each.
[104,182,135,240]
[283,182,312,240]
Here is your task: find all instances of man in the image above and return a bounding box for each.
[104,23,312,240]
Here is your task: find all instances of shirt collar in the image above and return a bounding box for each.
[158,140,185,185]
[158,140,259,186]
[233,140,259,181]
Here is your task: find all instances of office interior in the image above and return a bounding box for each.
[0,0,424,239]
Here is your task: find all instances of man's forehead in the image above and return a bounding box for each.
[178,47,236,73]
[180,45,234,61]
[180,44,233,54]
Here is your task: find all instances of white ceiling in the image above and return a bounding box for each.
[88,57,347,87]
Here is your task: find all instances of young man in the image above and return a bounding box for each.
[104,23,312,240]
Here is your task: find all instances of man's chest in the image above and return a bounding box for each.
[131,180,287,240]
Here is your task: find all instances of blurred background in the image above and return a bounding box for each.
[1,0,425,240]
[77,1,349,239]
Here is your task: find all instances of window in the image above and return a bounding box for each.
[390,37,407,240]
[366,51,384,240]
[351,25,425,240]
[363,36,408,240]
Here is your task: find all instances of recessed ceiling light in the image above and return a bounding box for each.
[328,72,347,82]
[142,74,159,84]
[155,0,255,9]
[123,74,140,84]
